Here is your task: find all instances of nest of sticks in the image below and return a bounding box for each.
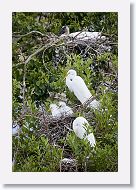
[35,100,95,144]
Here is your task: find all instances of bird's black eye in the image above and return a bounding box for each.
[70,79,72,81]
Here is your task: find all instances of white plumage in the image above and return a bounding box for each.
[58,101,73,116]
[50,102,73,118]
[89,99,100,109]
[59,25,105,41]
[66,69,100,109]
[73,117,96,147]
[50,103,62,118]
[12,123,20,135]
[69,31,105,41]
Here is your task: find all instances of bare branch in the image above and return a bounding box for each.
[22,62,27,115]
[24,45,47,64]
[12,30,45,38]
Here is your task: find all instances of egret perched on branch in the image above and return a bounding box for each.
[73,117,96,147]
[66,69,100,109]
[58,101,73,116]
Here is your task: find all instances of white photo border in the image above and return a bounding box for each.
[0,0,130,184]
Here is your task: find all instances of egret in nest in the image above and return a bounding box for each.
[50,102,73,118]
[50,103,62,118]
[58,101,73,117]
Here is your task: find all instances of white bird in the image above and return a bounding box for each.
[59,25,105,40]
[50,103,62,118]
[59,27,110,53]
[73,117,96,147]
[69,31,106,41]
[66,69,100,109]
[50,102,73,118]
[59,25,105,41]
[12,123,20,135]
[58,101,73,116]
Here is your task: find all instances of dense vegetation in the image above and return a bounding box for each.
[12,12,118,172]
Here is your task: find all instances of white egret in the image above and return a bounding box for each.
[50,103,62,118]
[66,69,100,109]
[69,31,106,41]
[59,26,110,53]
[58,101,73,116]
[59,25,105,41]
[12,123,20,136]
[73,117,96,147]
[54,92,67,102]
[50,102,73,118]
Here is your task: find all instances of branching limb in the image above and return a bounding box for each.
[12,30,45,38]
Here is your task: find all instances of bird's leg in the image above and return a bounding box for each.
[83,96,96,107]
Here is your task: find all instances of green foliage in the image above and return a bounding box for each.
[65,88,118,172]
[13,136,62,172]
[12,12,118,35]
[66,132,94,171]
[12,79,22,119]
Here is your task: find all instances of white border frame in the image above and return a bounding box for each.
[0,0,130,184]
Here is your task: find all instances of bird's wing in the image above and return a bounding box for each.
[69,32,101,40]
[52,106,62,118]
[72,76,91,104]
[89,99,100,109]
[65,106,73,115]
[73,124,86,139]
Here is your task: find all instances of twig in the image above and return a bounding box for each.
[60,135,68,172]
[24,45,47,64]
[21,38,62,66]
[42,47,53,74]
[12,30,45,38]
[22,63,27,115]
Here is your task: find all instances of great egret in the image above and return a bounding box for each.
[59,25,105,41]
[73,116,96,147]
[50,103,62,118]
[50,102,73,118]
[58,101,73,116]
[69,31,106,42]
[66,69,100,109]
